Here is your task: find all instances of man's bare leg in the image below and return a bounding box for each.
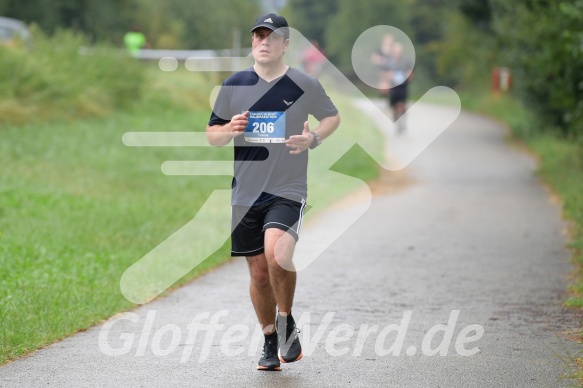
[246,253,277,334]
[247,228,301,366]
[264,228,297,315]
[246,229,296,328]
[247,252,281,371]
[264,227,302,363]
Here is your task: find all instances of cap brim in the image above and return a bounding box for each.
[250,24,287,36]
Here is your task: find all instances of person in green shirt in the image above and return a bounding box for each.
[124,26,148,56]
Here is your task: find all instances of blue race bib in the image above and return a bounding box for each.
[245,111,286,143]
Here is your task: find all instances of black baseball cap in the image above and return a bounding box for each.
[250,13,289,38]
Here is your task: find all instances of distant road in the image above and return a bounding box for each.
[126,47,252,60]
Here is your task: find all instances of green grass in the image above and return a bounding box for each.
[0,27,145,126]
[530,136,583,308]
[0,106,230,362]
[0,66,383,364]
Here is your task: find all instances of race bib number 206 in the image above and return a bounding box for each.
[245,111,285,143]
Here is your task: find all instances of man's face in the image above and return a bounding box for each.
[251,28,288,64]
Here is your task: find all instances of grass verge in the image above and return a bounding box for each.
[0,27,145,126]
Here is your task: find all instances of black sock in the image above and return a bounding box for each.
[277,312,294,325]
[265,331,277,342]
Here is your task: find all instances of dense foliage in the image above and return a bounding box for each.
[1,0,581,137]
[491,0,583,138]
[0,0,260,50]
[0,27,144,125]
[285,0,582,139]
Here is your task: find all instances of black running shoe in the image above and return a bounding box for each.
[257,335,281,371]
[277,315,302,363]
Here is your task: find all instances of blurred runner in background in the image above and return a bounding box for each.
[387,42,413,133]
[301,40,326,76]
[124,25,149,56]
[370,33,394,96]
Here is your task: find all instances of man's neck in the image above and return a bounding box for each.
[253,63,289,82]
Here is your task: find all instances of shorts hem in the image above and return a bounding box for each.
[231,246,264,257]
[263,222,299,241]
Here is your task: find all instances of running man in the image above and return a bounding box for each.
[370,33,395,95]
[206,13,340,371]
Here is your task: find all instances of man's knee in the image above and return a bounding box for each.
[264,228,296,270]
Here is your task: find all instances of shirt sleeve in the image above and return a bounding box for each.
[208,83,232,126]
[309,79,338,121]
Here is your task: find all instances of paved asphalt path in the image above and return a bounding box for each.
[1,101,580,387]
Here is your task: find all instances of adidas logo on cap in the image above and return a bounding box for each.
[251,14,289,36]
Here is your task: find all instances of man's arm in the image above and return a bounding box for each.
[286,113,341,155]
[312,113,341,143]
[206,111,249,146]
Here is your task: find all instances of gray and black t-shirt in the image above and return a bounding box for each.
[209,67,338,206]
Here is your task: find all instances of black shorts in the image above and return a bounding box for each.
[231,196,307,257]
[389,83,408,107]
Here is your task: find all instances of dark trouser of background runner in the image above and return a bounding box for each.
[389,83,408,133]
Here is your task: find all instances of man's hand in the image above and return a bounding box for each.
[206,111,249,146]
[230,111,249,136]
[286,121,314,155]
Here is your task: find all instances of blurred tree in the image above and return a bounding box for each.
[458,0,492,32]
[426,0,582,138]
[324,0,410,74]
[0,0,63,33]
[282,0,338,46]
[430,9,498,88]
[0,0,261,49]
[148,0,257,49]
[0,0,137,42]
[491,0,583,137]
[406,0,455,86]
